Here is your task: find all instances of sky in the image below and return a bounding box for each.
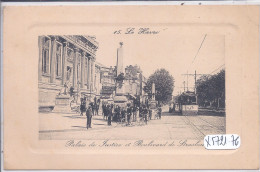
[93,27,225,96]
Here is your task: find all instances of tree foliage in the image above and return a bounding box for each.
[196,69,225,109]
[125,65,142,80]
[144,68,174,104]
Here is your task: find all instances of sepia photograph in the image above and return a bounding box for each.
[38,33,226,141]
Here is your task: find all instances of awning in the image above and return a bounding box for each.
[114,95,128,103]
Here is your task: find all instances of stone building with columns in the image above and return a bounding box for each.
[38,35,99,111]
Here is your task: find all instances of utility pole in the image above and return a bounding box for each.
[194,70,197,94]
[182,72,210,91]
[194,70,197,104]
[183,81,186,92]
[186,71,189,92]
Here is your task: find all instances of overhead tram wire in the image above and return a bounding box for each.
[182,34,207,92]
[191,34,207,65]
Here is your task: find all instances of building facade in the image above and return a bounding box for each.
[94,63,102,97]
[38,35,99,110]
[99,64,116,99]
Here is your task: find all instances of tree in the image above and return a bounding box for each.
[125,65,142,80]
[196,69,225,109]
[144,68,174,104]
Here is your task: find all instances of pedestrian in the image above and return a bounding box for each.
[104,104,108,120]
[93,103,97,116]
[149,108,152,120]
[86,104,93,129]
[139,105,143,118]
[126,104,132,125]
[107,105,112,126]
[96,99,100,115]
[69,86,74,97]
[94,96,97,109]
[158,105,162,119]
[91,102,95,116]
[143,105,148,124]
[132,105,137,122]
[80,98,85,116]
[102,102,105,118]
[115,105,120,122]
[121,107,126,123]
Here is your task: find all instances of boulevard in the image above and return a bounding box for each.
[39,107,225,140]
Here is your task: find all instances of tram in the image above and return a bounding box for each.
[177,91,198,115]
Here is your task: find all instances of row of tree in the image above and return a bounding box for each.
[196,69,225,109]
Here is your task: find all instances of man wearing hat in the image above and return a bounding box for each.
[86,104,93,129]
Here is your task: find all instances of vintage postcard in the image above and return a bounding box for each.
[3,5,259,169]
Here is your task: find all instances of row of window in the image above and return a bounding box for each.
[41,36,95,85]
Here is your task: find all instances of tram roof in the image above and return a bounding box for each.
[180,91,196,97]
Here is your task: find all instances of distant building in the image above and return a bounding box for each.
[97,63,116,99]
[124,65,146,100]
[94,63,102,98]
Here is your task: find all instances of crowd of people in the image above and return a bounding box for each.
[78,96,163,129]
[102,102,162,126]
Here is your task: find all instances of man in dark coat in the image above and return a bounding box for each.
[149,108,152,120]
[139,105,143,118]
[107,105,112,126]
[142,105,148,124]
[115,105,121,122]
[132,105,137,122]
[102,102,105,119]
[80,97,86,116]
[86,105,93,129]
[95,99,100,116]
[104,104,108,120]
[126,104,132,125]
[121,107,126,122]
[158,105,162,119]
[91,102,95,116]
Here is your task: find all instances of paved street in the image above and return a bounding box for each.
[39,107,225,140]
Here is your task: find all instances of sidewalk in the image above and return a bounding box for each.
[39,112,115,133]
[39,106,171,132]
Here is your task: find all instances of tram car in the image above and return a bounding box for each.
[177,91,198,115]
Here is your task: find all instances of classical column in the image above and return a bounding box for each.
[38,36,43,82]
[62,42,68,85]
[93,60,96,89]
[72,47,79,87]
[90,58,94,92]
[50,36,57,83]
[81,52,86,88]
[84,57,88,88]
[87,56,90,89]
